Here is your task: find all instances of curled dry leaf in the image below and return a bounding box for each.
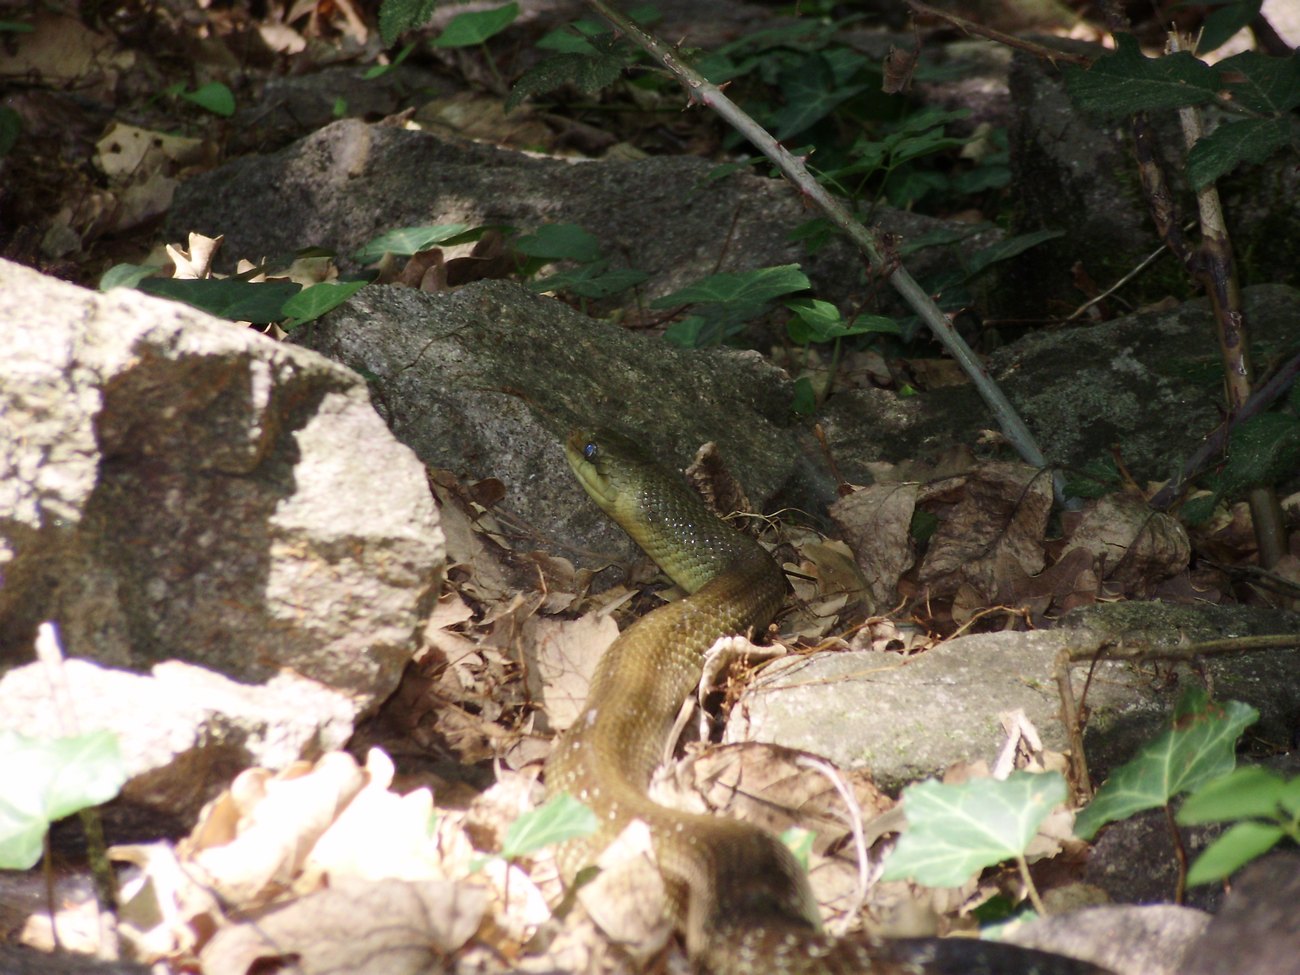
[576,820,673,962]
[301,749,443,885]
[676,742,891,849]
[830,482,919,611]
[1065,495,1190,595]
[184,752,366,905]
[918,462,1053,603]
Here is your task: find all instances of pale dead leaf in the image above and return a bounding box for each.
[482,857,552,941]
[522,610,618,732]
[199,875,488,975]
[577,820,672,961]
[166,233,224,279]
[676,743,890,848]
[685,441,754,522]
[110,842,222,961]
[187,752,366,905]
[302,749,442,885]
[95,123,205,181]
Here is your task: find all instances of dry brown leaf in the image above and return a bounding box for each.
[675,743,890,849]
[685,440,755,522]
[199,876,488,975]
[522,611,619,732]
[830,482,919,610]
[166,233,224,279]
[576,820,673,961]
[110,842,223,961]
[918,462,1053,603]
[1065,495,1190,594]
[301,749,442,886]
[95,123,206,181]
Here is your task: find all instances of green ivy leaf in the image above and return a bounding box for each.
[651,264,810,309]
[100,263,162,291]
[1186,820,1286,885]
[507,51,626,110]
[0,105,20,157]
[531,262,648,299]
[963,229,1065,279]
[1074,696,1259,840]
[1198,0,1263,54]
[1221,412,1300,493]
[0,730,127,870]
[281,280,368,331]
[354,223,473,263]
[880,772,1067,888]
[180,82,236,117]
[499,793,598,858]
[515,223,602,262]
[1216,48,1300,115]
[1062,34,1222,120]
[786,298,898,344]
[1186,117,1292,190]
[768,53,869,140]
[432,2,518,48]
[1177,766,1291,824]
[138,278,302,323]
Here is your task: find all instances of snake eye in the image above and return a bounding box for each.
[583,442,598,461]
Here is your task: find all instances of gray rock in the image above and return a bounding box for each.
[820,284,1300,484]
[164,119,997,318]
[727,601,1300,791]
[295,278,831,565]
[1008,905,1210,975]
[1180,851,1300,975]
[0,258,443,810]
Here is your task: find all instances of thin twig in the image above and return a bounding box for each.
[584,0,1063,503]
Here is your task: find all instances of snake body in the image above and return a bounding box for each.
[546,428,1110,975]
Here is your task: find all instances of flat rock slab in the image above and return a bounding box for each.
[729,602,1300,790]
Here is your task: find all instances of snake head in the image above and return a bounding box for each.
[564,427,649,515]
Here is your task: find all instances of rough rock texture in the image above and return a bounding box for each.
[1008,905,1210,975]
[0,258,443,808]
[727,601,1300,791]
[294,278,831,564]
[164,119,997,316]
[1003,48,1300,320]
[0,660,356,816]
[1180,851,1300,975]
[820,284,1300,484]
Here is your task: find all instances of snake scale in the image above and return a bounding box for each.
[545,428,1112,975]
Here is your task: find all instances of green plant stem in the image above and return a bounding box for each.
[1165,803,1188,905]
[1015,853,1047,916]
[585,0,1064,503]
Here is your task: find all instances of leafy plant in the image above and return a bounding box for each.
[468,791,598,872]
[0,730,127,870]
[651,264,811,347]
[1176,766,1300,885]
[1062,36,1300,191]
[881,771,1067,912]
[169,81,237,118]
[1074,690,1259,841]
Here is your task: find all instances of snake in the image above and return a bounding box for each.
[545,427,1112,975]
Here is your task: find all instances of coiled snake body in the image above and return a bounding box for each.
[546,429,1110,975]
